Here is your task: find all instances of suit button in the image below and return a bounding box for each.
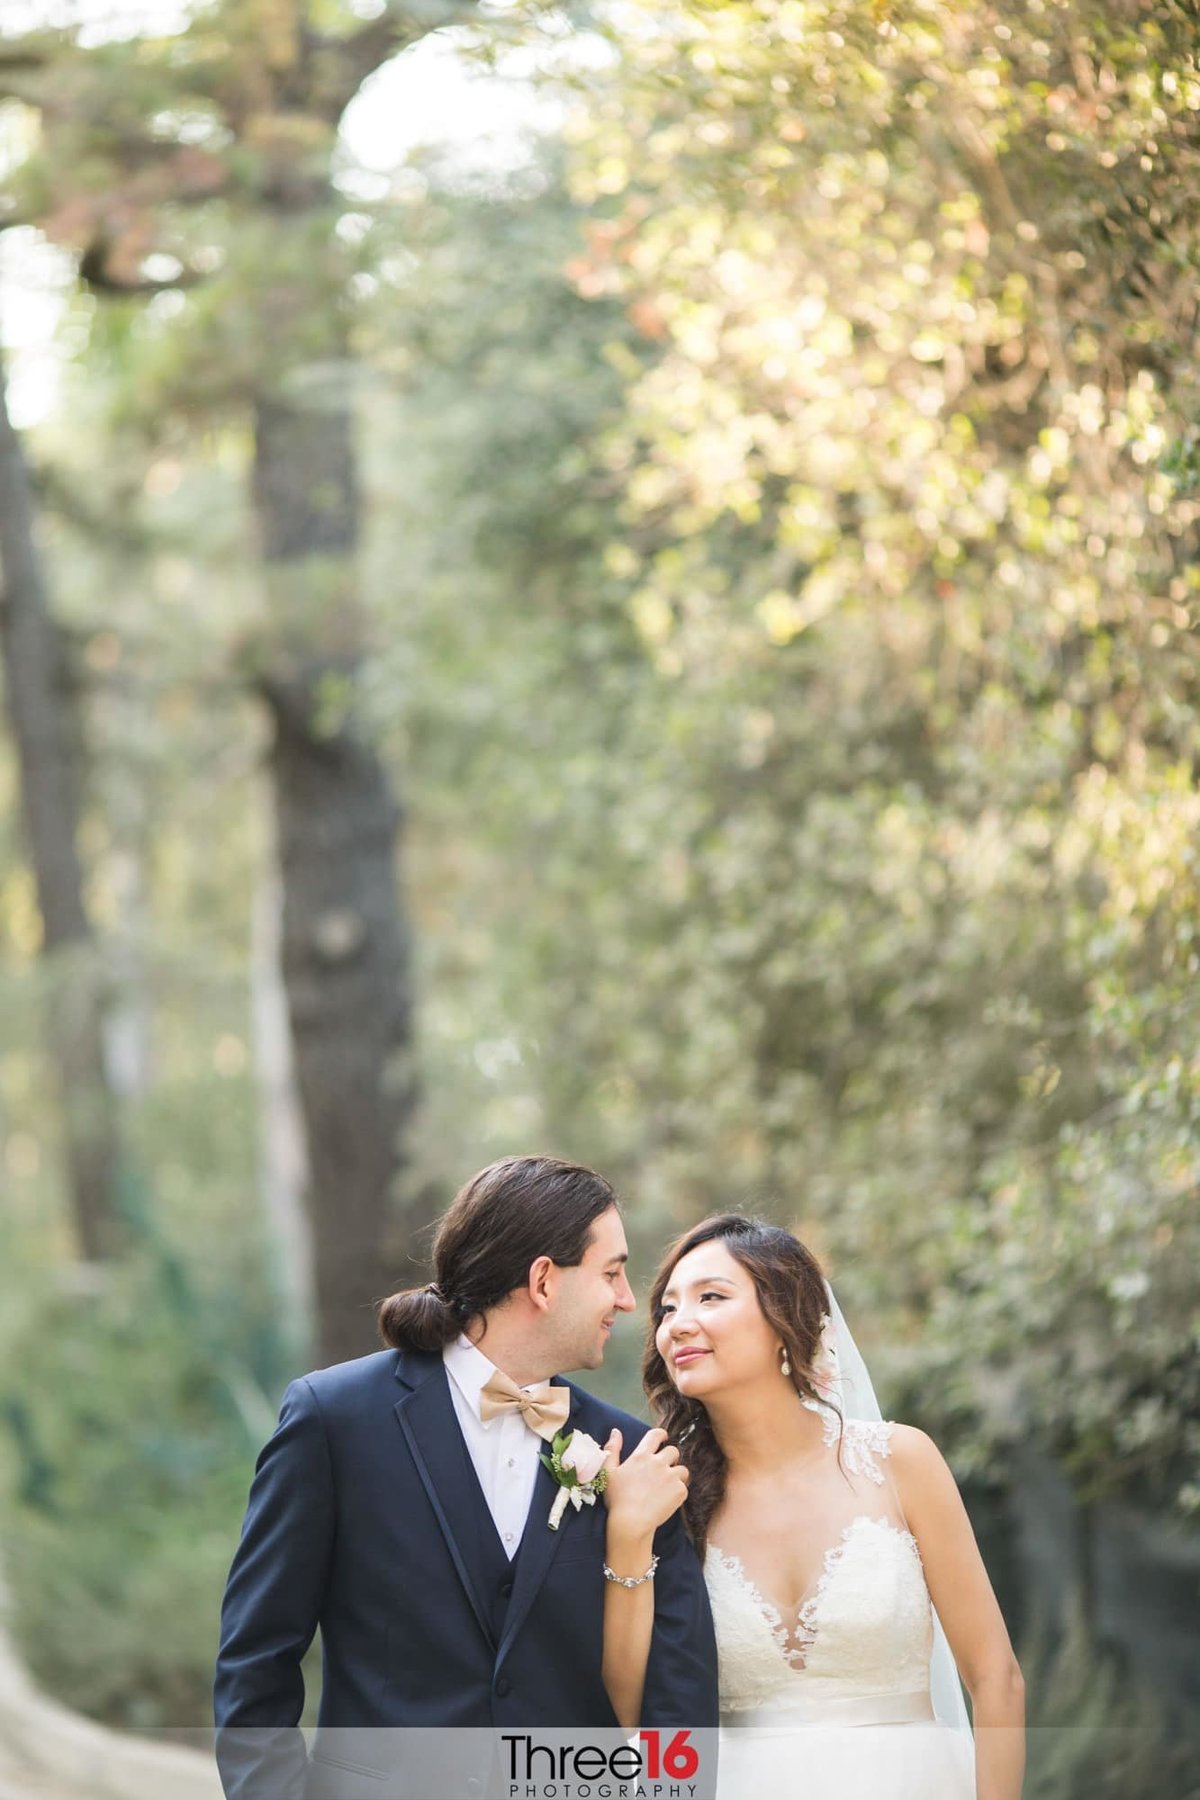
[496,1676,511,1698]
[499,1579,513,1597]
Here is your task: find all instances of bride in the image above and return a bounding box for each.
[599,1214,1025,1800]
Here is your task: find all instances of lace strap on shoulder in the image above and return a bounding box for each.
[839,1417,893,1484]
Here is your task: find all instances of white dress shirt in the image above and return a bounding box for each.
[442,1333,548,1559]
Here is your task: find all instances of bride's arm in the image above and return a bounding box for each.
[890,1424,1025,1800]
[600,1426,690,1730]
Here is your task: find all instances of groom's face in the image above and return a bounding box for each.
[549,1206,637,1371]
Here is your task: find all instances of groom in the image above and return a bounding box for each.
[214,1155,719,1799]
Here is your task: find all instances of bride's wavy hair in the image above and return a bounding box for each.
[642,1213,837,1560]
[377,1155,618,1352]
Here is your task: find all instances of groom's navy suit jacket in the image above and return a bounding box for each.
[214,1347,718,1798]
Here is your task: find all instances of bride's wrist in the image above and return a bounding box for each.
[604,1520,656,1567]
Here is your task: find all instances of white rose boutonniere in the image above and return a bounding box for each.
[540,1429,610,1530]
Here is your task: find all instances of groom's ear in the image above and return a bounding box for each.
[527,1253,556,1312]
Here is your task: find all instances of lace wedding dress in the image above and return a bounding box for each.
[705,1419,976,1800]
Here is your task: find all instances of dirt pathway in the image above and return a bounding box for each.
[0,1618,220,1800]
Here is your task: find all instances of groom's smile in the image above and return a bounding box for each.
[551,1203,637,1370]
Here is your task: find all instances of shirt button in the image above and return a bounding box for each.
[504,1531,514,1543]
[507,1458,515,1469]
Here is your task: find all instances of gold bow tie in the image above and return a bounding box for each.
[478,1370,571,1442]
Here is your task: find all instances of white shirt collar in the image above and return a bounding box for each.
[442,1332,556,1422]
[442,1332,504,1422]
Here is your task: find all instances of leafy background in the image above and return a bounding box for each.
[0,1,1197,1791]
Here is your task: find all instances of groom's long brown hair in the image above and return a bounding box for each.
[378,1155,618,1352]
[643,1214,836,1559]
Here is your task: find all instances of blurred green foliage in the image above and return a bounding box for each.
[0,0,1198,1742]
[0,1197,287,1725]
[1022,1612,1200,1798]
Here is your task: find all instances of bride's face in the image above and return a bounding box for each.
[654,1240,780,1400]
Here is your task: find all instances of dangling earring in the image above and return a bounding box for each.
[779,1345,791,1377]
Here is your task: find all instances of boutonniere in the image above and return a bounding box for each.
[540,1429,609,1530]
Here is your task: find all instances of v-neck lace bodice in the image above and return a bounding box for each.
[705,1421,935,1714]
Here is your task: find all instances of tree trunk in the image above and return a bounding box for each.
[0,344,121,1259]
[250,808,314,1355]
[252,388,416,1368]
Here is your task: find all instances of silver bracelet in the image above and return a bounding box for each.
[603,1553,660,1588]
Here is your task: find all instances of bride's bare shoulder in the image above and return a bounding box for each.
[884,1421,939,1457]
[884,1422,961,1502]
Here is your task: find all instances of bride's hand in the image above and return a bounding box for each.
[601,1427,690,1536]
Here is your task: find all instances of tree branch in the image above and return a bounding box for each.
[0,28,71,103]
[0,32,60,73]
[78,238,209,294]
[307,0,481,125]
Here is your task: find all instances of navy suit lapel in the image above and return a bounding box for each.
[393,1351,502,1651]
[495,1376,581,1665]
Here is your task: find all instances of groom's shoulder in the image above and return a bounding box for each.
[294,1347,404,1411]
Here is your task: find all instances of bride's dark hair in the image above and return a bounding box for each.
[642,1213,836,1560]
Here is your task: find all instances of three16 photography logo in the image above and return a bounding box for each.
[503,1728,706,1799]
